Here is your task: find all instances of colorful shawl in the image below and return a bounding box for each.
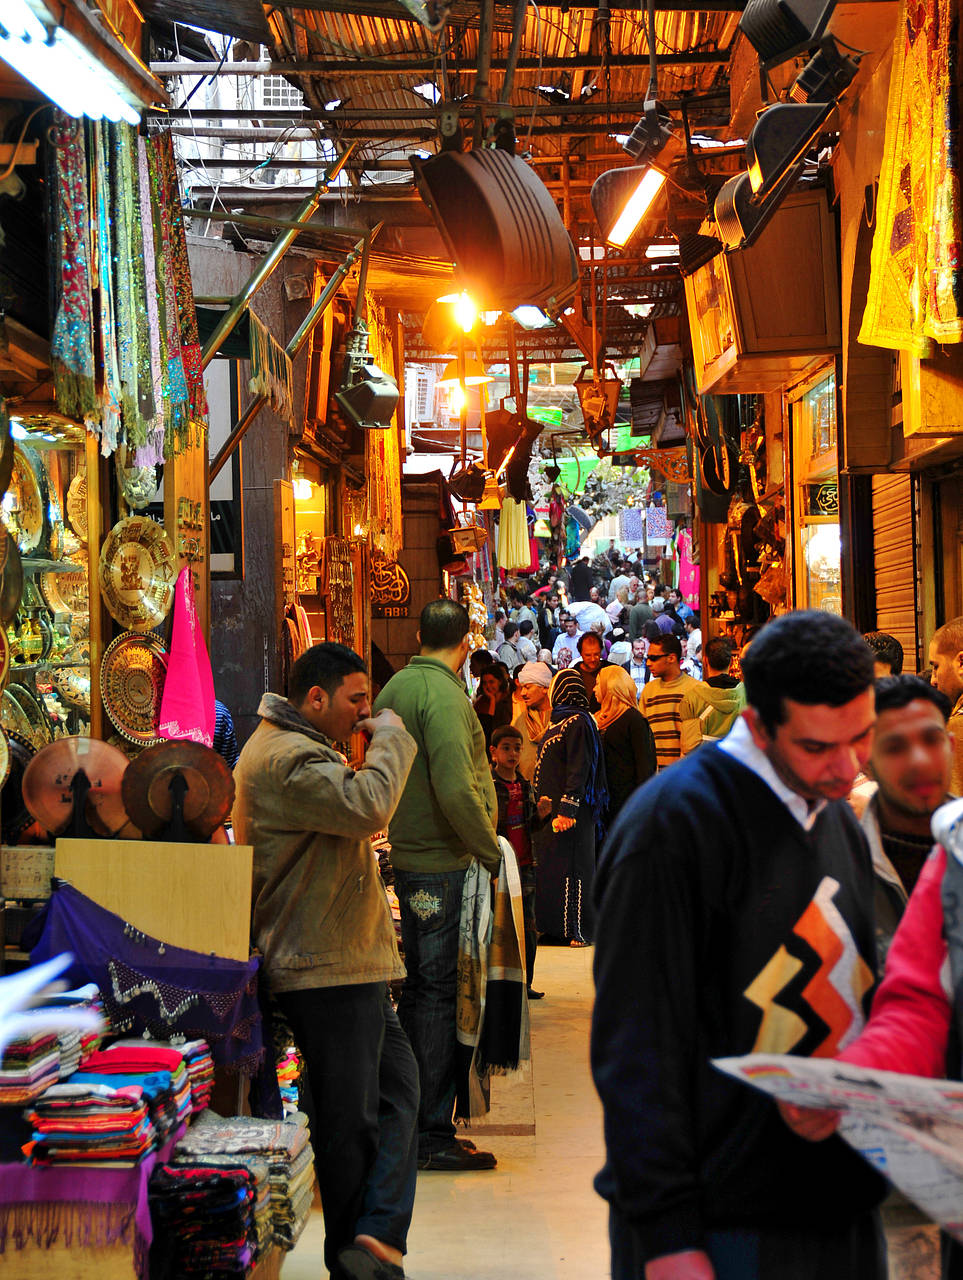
[90,124,123,453]
[109,123,154,449]
[136,138,167,467]
[859,0,963,351]
[454,838,530,1122]
[49,113,97,421]
[248,310,294,425]
[158,567,215,747]
[146,132,208,455]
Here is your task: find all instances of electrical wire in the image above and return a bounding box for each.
[523,0,544,151]
[0,105,45,181]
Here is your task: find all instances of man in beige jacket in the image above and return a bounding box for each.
[233,642,418,1280]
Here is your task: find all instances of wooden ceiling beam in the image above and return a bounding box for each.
[151,50,730,75]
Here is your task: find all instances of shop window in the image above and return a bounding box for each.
[791,368,841,613]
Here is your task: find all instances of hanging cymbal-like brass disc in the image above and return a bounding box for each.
[121,739,235,840]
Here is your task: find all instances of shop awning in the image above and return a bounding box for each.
[138,0,271,44]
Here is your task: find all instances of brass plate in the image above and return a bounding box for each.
[0,726,9,788]
[42,548,88,617]
[1,446,43,554]
[121,740,234,840]
[5,681,53,749]
[23,737,131,837]
[99,516,176,632]
[0,535,22,626]
[66,471,87,543]
[0,628,8,690]
[100,630,168,746]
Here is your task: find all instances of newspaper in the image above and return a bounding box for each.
[713,1054,963,1240]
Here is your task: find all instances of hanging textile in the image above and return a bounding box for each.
[49,112,97,422]
[90,124,123,454]
[109,123,154,449]
[677,526,700,600]
[135,138,166,468]
[859,0,963,351]
[364,297,403,560]
[619,505,644,543]
[158,568,216,747]
[498,497,531,570]
[248,310,294,426]
[645,501,671,543]
[145,132,208,455]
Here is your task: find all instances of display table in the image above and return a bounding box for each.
[0,1124,185,1277]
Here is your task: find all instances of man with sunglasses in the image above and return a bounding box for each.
[639,633,700,771]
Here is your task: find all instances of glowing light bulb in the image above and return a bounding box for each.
[449,384,466,415]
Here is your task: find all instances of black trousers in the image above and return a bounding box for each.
[276,983,419,1272]
[610,1207,887,1280]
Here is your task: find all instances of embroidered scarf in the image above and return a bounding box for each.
[49,113,97,421]
[109,122,154,449]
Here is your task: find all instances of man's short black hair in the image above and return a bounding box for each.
[578,630,603,654]
[863,631,904,675]
[648,632,682,660]
[289,642,366,703]
[490,723,523,749]
[420,598,470,650]
[688,611,701,629]
[741,611,875,733]
[703,636,733,673]
[875,673,951,722]
[503,621,519,641]
[469,649,496,675]
[519,620,534,635]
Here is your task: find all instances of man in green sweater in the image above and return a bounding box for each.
[375,599,502,1172]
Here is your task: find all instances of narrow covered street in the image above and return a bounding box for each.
[285,946,610,1279]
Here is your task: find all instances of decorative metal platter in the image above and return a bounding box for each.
[100,631,169,746]
[122,740,235,840]
[99,516,176,631]
[41,549,88,618]
[0,628,8,690]
[5,681,53,748]
[23,737,132,837]
[0,534,22,626]
[115,451,158,510]
[0,726,10,788]
[1,446,44,554]
[2,686,36,748]
[66,472,87,542]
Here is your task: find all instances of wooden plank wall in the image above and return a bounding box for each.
[871,472,917,669]
[370,478,444,679]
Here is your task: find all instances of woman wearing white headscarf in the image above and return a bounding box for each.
[511,661,553,781]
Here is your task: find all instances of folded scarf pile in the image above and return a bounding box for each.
[34,983,106,1078]
[0,1033,60,1105]
[78,1046,191,1137]
[149,1159,267,1276]
[180,1040,214,1113]
[24,1079,155,1164]
[275,1048,301,1115]
[173,1110,313,1251]
[96,1037,212,1113]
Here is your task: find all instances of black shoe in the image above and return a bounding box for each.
[527,987,545,999]
[418,1143,497,1171]
[335,1243,405,1280]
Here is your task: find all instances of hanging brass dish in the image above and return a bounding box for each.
[100,630,168,746]
[99,516,176,631]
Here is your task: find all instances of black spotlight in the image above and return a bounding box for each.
[739,0,838,68]
[790,37,860,102]
[335,322,399,430]
[745,100,836,202]
[623,98,679,163]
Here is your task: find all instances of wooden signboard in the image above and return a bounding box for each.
[54,838,253,961]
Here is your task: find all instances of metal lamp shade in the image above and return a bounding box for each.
[335,364,399,430]
[411,150,579,312]
[738,0,837,67]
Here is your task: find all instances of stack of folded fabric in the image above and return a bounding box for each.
[149,1156,270,1276]
[275,1047,301,1115]
[79,1044,192,1138]
[174,1111,315,1250]
[0,1032,60,1105]
[179,1040,215,1113]
[34,983,104,1076]
[24,1079,156,1164]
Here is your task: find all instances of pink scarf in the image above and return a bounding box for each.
[158,567,215,746]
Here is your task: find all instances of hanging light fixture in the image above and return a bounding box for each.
[0,0,141,124]
[421,291,478,352]
[437,356,493,387]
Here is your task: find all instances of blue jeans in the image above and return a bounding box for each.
[394,868,466,1155]
[275,984,418,1272]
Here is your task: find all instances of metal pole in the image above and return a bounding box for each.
[201,143,356,369]
[208,238,365,481]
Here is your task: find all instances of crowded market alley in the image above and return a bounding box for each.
[284,947,608,1280]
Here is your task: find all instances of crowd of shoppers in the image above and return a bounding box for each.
[232,529,963,1280]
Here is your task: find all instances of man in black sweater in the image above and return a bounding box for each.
[592,611,887,1280]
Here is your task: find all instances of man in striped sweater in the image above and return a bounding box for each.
[639,633,700,770]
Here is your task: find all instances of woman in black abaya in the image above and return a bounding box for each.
[532,668,607,946]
